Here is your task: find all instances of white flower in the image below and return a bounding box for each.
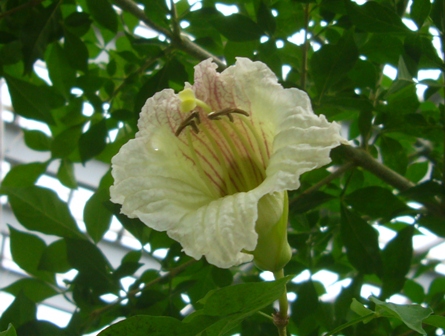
[110,58,345,269]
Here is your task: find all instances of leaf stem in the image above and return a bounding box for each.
[273,269,289,336]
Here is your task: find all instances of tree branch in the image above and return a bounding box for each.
[112,0,173,38]
[336,145,414,191]
[111,0,226,69]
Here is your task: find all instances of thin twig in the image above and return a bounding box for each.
[300,3,310,90]
[290,162,356,205]
[0,0,45,19]
[87,259,197,323]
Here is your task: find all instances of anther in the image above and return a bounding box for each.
[175,110,201,136]
[208,108,249,122]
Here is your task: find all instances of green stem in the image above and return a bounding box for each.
[273,269,289,336]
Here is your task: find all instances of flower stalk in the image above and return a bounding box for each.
[273,269,289,336]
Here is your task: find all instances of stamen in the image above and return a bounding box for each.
[208,108,250,122]
[175,111,201,136]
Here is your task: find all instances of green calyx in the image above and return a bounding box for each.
[253,191,292,272]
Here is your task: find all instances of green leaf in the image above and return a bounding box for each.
[39,239,71,273]
[346,1,409,33]
[369,296,432,335]
[64,11,92,37]
[98,316,189,336]
[224,40,257,65]
[380,226,414,299]
[2,186,83,239]
[2,278,58,303]
[0,292,36,332]
[185,276,291,334]
[8,225,54,283]
[51,125,83,158]
[0,324,17,336]
[310,32,358,96]
[63,28,89,72]
[404,34,445,71]
[405,161,429,183]
[23,130,51,152]
[57,159,78,189]
[0,40,23,65]
[360,34,403,66]
[4,75,59,125]
[113,251,143,279]
[1,162,48,188]
[211,267,233,288]
[109,203,152,245]
[350,298,374,318]
[430,0,444,33]
[84,188,112,243]
[142,0,170,29]
[46,43,76,99]
[291,280,321,334]
[340,206,382,275]
[20,2,62,73]
[403,279,425,303]
[85,0,118,32]
[65,238,118,293]
[257,1,276,35]
[344,186,408,220]
[379,136,408,175]
[211,14,264,42]
[423,315,445,329]
[15,320,63,336]
[411,0,431,29]
[79,118,108,162]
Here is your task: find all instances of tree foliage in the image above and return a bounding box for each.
[0,0,444,335]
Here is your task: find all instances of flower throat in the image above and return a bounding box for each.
[175,90,270,199]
